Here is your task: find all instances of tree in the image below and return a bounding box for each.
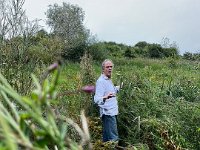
[160,37,179,57]
[87,42,108,61]
[163,47,178,57]
[0,0,8,41]
[183,52,200,61]
[0,0,39,39]
[148,43,164,58]
[0,0,41,94]
[135,41,148,48]
[46,2,89,60]
[124,47,137,58]
[134,41,149,57]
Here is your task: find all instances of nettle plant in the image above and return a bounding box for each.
[0,62,92,150]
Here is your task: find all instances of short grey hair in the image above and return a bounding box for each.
[101,59,114,70]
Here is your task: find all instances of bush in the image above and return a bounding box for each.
[27,36,64,64]
[124,47,137,58]
[112,59,200,149]
[87,43,108,62]
[148,44,164,58]
[170,78,200,102]
[183,52,200,61]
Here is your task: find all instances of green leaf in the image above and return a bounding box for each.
[31,74,41,91]
[22,96,34,107]
[0,91,19,122]
[0,113,17,150]
[60,124,68,140]
[0,73,13,90]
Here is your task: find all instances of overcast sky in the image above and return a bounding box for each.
[24,0,200,54]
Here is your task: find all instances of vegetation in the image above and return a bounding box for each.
[114,58,200,150]
[0,62,91,149]
[183,52,200,61]
[0,0,199,149]
[46,2,90,61]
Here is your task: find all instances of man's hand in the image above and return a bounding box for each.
[103,92,115,102]
[107,92,116,98]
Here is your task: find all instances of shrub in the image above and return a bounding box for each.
[148,44,164,58]
[170,78,200,102]
[124,47,137,58]
[87,43,108,62]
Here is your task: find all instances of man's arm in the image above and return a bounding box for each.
[94,81,105,105]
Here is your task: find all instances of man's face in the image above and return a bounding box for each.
[103,61,113,78]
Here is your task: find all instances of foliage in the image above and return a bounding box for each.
[124,47,138,58]
[135,41,149,48]
[0,0,25,39]
[88,39,179,60]
[80,52,95,86]
[0,0,40,40]
[0,62,92,149]
[0,35,43,95]
[0,0,41,95]
[113,58,200,150]
[27,31,64,64]
[46,2,89,61]
[79,52,97,116]
[170,78,200,102]
[87,42,108,62]
[104,42,124,58]
[92,41,129,58]
[0,51,199,149]
[183,52,200,61]
[162,47,178,57]
[148,43,164,58]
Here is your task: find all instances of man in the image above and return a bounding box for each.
[94,59,119,142]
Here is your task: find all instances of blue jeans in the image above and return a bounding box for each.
[102,115,119,142]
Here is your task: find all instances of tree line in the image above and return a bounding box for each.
[1,1,199,67]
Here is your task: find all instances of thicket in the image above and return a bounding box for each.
[114,58,200,149]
